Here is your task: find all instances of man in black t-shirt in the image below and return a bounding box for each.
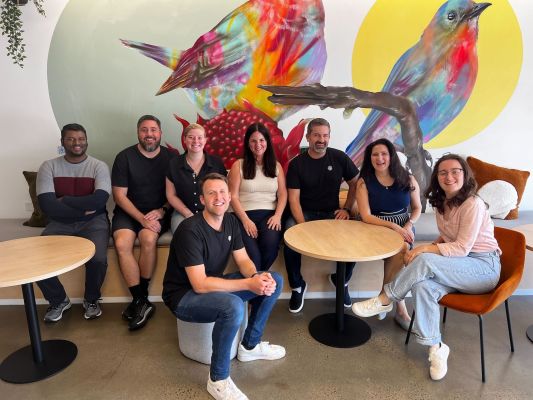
[285,118,359,313]
[163,173,285,400]
[111,115,175,331]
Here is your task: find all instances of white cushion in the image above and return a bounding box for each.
[478,180,518,219]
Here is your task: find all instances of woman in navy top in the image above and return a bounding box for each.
[356,138,422,330]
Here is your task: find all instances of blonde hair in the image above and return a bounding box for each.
[183,123,206,137]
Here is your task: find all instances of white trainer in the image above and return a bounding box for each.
[237,342,286,362]
[428,343,450,381]
[207,375,248,400]
[351,297,393,318]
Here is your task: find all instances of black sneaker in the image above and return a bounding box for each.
[328,273,352,308]
[289,281,307,313]
[122,299,137,321]
[128,297,155,331]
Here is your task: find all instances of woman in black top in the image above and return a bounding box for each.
[166,123,226,233]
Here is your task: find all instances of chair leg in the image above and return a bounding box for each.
[504,299,515,352]
[478,315,486,383]
[405,310,415,345]
[442,307,448,324]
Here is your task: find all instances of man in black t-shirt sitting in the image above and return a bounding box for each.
[163,173,285,400]
[111,115,175,331]
[285,118,359,313]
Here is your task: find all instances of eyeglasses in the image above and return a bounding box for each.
[437,168,463,178]
[63,137,87,144]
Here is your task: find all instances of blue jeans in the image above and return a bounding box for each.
[37,213,110,305]
[384,251,501,346]
[284,211,355,289]
[237,210,283,271]
[172,272,283,380]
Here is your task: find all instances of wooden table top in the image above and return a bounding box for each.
[0,236,95,288]
[284,220,404,262]
[512,224,533,251]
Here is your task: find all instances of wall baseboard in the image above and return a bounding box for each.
[1,289,532,306]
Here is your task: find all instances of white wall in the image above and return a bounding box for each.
[1,0,532,219]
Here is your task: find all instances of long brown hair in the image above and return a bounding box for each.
[425,154,477,214]
[242,123,277,179]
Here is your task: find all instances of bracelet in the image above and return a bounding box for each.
[161,205,169,213]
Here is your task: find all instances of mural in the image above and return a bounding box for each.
[348,0,490,167]
[120,0,326,169]
[47,0,522,180]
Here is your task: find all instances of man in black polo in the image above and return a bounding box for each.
[284,118,359,313]
[111,115,175,330]
[163,173,284,400]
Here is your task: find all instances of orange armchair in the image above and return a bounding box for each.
[405,227,526,382]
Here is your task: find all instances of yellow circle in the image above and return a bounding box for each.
[352,0,522,148]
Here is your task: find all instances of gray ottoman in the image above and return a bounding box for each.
[176,305,248,365]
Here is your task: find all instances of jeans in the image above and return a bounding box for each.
[384,251,501,346]
[283,211,355,289]
[237,210,283,271]
[173,272,283,381]
[37,213,110,305]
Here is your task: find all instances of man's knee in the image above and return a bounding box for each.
[113,230,136,255]
[138,229,158,249]
[220,295,245,324]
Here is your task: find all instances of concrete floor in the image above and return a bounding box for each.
[1,297,533,400]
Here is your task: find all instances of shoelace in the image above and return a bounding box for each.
[363,298,381,311]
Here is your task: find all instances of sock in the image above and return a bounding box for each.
[129,284,143,300]
[241,342,256,351]
[140,277,151,297]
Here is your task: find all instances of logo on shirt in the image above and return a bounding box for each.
[327,165,333,171]
[228,235,232,241]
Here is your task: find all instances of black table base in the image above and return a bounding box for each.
[0,340,77,384]
[0,282,78,384]
[307,261,372,348]
[527,325,533,343]
[309,313,372,347]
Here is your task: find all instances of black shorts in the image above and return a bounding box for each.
[111,208,170,235]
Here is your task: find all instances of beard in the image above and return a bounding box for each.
[139,137,161,152]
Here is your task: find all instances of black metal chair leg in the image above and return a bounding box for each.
[478,315,486,382]
[442,307,448,324]
[405,310,415,345]
[504,299,515,352]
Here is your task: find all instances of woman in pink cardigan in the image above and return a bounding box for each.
[352,154,501,381]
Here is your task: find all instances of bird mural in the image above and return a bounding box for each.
[346,0,491,166]
[120,0,326,122]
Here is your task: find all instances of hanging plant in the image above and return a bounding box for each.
[0,0,45,68]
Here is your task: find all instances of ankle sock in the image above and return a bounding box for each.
[140,277,151,297]
[129,284,143,299]
[241,342,256,351]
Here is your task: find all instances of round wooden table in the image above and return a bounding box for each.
[512,224,533,343]
[284,220,404,348]
[0,236,95,383]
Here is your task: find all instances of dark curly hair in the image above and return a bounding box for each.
[242,123,277,179]
[359,138,412,191]
[425,154,477,214]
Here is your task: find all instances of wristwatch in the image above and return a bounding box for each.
[161,205,169,213]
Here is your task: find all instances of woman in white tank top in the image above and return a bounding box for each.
[228,123,287,271]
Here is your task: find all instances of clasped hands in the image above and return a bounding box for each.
[249,272,277,296]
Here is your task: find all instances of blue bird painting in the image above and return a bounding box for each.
[346,0,491,166]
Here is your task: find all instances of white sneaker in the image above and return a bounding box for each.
[352,297,393,318]
[237,342,286,362]
[428,343,450,381]
[207,375,248,400]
